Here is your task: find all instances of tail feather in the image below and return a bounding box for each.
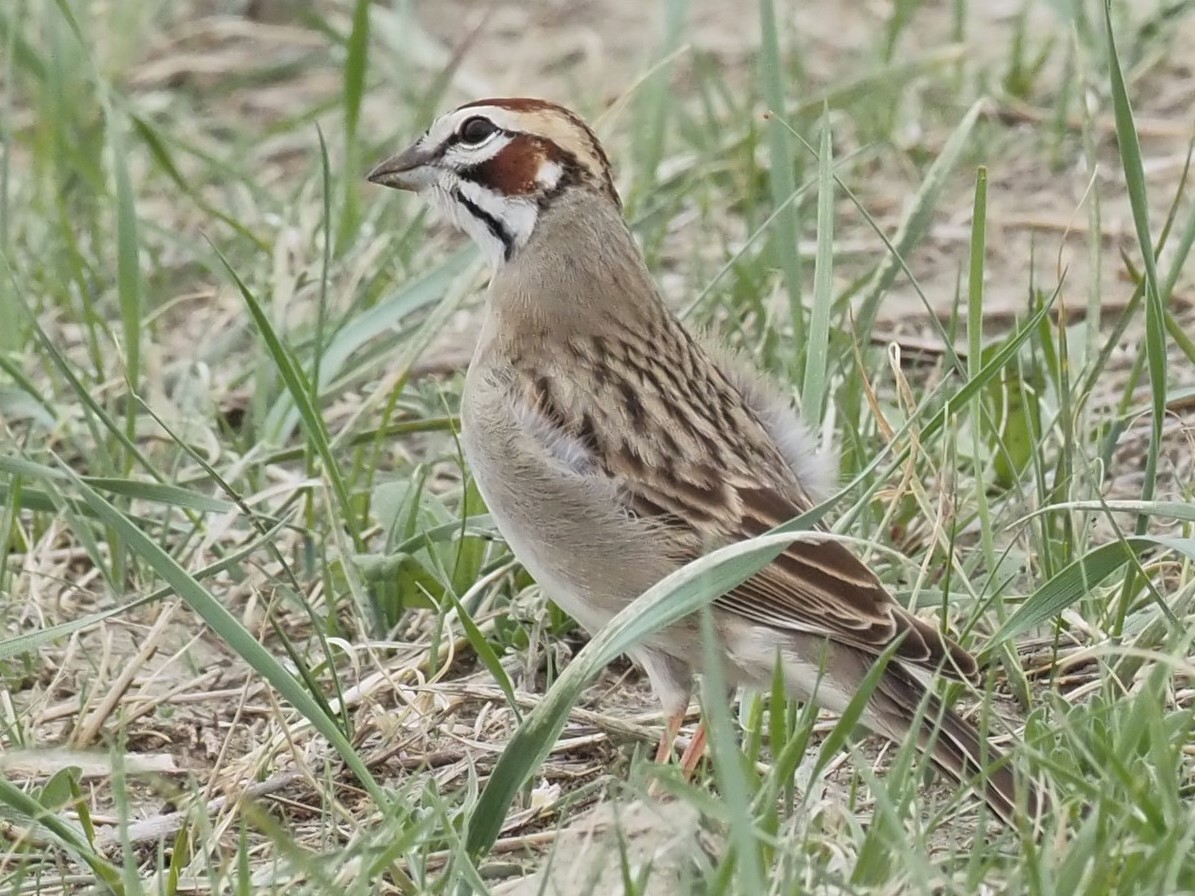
[871,667,1040,829]
[769,630,1039,828]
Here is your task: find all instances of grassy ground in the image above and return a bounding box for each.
[3,0,1195,893]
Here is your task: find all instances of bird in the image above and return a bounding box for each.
[367,97,1038,827]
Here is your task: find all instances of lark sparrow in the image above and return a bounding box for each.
[368,97,1037,826]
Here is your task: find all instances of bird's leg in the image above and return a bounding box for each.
[655,711,708,777]
[655,709,686,762]
[678,721,708,776]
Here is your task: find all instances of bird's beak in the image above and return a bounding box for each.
[366,142,434,191]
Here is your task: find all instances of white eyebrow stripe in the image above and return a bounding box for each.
[433,104,605,180]
[440,131,510,166]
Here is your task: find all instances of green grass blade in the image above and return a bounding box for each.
[0,521,287,662]
[855,99,983,339]
[967,166,995,568]
[108,111,142,459]
[0,457,234,516]
[801,109,834,423]
[336,0,371,245]
[0,777,123,893]
[215,248,363,551]
[982,535,1195,655]
[699,608,765,893]
[759,0,804,344]
[1104,0,1165,525]
[465,529,815,858]
[1105,0,1170,638]
[55,464,390,809]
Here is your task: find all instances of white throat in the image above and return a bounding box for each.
[425,177,539,269]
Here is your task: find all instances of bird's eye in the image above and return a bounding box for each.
[458,116,498,146]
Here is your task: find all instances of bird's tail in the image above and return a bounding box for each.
[869,666,1041,830]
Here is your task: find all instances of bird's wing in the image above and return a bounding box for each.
[622,459,979,682]
[516,329,978,682]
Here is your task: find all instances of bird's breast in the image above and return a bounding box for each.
[460,362,679,634]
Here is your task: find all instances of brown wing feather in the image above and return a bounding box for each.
[731,486,979,680]
[626,466,979,682]
[518,312,979,683]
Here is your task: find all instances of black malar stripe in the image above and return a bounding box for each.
[453,188,515,261]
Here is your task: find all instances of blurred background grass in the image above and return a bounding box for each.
[2,0,1195,893]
